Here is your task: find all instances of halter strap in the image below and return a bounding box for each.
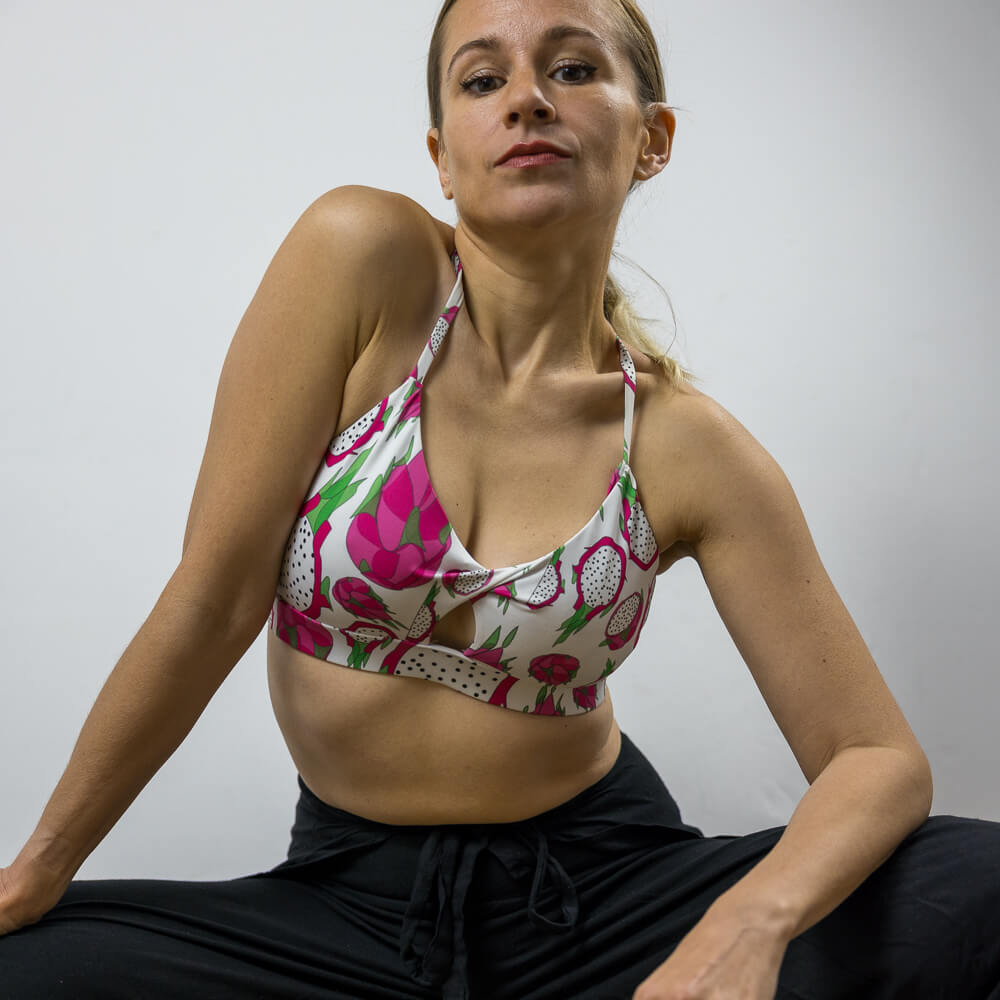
[416,251,636,466]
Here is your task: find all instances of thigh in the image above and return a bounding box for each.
[466,825,786,1000]
[780,814,1000,999]
[466,814,1000,1000]
[0,870,440,1000]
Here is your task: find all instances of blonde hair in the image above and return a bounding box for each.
[426,0,697,388]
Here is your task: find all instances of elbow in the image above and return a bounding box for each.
[168,554,275,649]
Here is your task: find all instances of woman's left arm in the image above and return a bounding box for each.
[633,394,933,1000]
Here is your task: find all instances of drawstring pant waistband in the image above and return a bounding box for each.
[399,822,580,1000]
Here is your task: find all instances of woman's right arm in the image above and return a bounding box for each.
[0,184,414,935]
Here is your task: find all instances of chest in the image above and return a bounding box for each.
[333,317,685,655]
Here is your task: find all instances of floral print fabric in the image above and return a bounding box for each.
[269,251,660,716]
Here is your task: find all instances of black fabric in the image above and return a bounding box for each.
[2,731,998,999]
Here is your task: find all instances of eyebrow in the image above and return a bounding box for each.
[446,24,607,82]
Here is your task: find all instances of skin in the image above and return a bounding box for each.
[427,0,676,383]
[3,6,934,997]
[266,0,690,827]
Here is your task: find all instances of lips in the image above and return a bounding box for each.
[496,141,571,166]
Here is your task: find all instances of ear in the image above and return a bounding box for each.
[427,127,454,201]
[633,103,675,183]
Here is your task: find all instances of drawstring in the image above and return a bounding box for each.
[399,823,580,1000]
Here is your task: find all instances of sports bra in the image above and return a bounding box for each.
[269,250,661,716]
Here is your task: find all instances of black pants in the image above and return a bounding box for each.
[2,732,999,999]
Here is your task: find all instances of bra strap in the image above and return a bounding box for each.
[617,338,637,466]
[413,251,465,383]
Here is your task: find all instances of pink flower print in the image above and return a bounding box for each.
[340,621,396,670]
[600,590,644,651]
[332,577,401,627]
[464,625,519,672]
[273,600,335,658]
[528,653,581,686]
[346,452,452,590]
[572,684,599,712]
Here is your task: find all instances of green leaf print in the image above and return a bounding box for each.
[501,626,519,647]
[400,506,425,551]
[482,625,502,650]
[307,449,373,530]
[350,437,415,519]
[619,472,637,506]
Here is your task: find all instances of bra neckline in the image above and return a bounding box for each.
[410,249,653,577]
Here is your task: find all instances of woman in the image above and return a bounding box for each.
[2,0,998,997]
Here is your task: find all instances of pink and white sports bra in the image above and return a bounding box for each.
[269,250,660,716]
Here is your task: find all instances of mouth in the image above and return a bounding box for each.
[499,151,572,169]
[496,141,572,166]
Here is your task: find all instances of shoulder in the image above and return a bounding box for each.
[307,185,455,356]
[634,370,792,563]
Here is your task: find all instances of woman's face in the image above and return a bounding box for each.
[428,0,671,236]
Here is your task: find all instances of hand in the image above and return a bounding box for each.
[0,860,69,936]
[632,902,790,1000]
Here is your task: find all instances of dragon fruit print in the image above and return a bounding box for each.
[332,577,403,629]
[393,383,422,435]
[634,578,655,645]
[491,580,518,614]
[600,590,644,650]
[527,548,564,608]
[326,399,389,467]
[572,683,600,712]
[346,442,452,590]
[273,600,335,658]
[528,653,580,686]
[443,567,494,599]
[618,338,637,392]
[278,448,374,617]
[277,495,332,619]
[531,689,568,716]
[378,583,443,673]
[464,624,519,671]
[555,537,626,644]
[618,473,658,570]
[340,621,396,670]
[407,582,442,642]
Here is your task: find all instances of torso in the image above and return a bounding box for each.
[267,199,704,825]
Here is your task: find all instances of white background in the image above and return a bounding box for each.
[1,0,997,881]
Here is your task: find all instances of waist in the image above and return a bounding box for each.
[268,632,622,824]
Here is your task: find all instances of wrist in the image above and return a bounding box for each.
[13,830,84,890]
[705,883,800,944]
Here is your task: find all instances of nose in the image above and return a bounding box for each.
[502,72,556,124]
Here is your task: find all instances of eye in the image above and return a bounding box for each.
[459,61,596,96]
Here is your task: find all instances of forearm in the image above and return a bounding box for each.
[708,744,934,941]
[13,563,262,886]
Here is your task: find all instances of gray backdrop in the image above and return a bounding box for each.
[2,1,997,881]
